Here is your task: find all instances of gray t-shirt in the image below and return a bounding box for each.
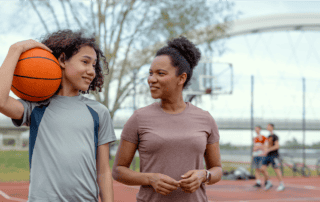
[121,102,220,202]
[12,94,116,202]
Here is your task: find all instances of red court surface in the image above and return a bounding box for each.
[0,177,319,202]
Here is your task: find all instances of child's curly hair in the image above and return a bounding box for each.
[40,29,107,94]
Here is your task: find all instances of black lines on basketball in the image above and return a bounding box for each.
[18,56,60,67]
[11,85,55,98]
[13,74,62,80]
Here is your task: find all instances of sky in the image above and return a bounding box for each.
[0,1,320,145]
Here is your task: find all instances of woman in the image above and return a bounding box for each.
[112,36,222,202]
[0,30,116,202]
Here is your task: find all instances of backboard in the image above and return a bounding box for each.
[183,61,233,102]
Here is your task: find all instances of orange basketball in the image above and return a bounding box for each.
[11,48,62,102]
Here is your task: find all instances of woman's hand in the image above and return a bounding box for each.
[149,173,180,196]
[11,39,52,54]
[179,170,206,193]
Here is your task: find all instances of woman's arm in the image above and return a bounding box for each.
[179,141,222,193]
[112,139,180,196]
[204,141,222,185]
[112,139,151,185]
[97,143,114,202]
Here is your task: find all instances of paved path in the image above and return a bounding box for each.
[0,177,319,202]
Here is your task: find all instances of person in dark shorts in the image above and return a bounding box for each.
[252,126,268,188]
[261,123,285,191]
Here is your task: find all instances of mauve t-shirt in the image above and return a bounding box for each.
[121,102,220,202]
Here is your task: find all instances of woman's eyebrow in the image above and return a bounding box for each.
[149,69,168,72]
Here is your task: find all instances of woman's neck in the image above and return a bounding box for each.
[160,98,186,113]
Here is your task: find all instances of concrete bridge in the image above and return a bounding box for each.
[1,116,319,133]
[1,116,319,150]
[112,117,320,130]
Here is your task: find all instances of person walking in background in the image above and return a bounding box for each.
[261,123,285,191]
[112,36,222,202]
[252,126,268,188]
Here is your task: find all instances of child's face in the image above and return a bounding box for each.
[255,127,261,134]
[62,46,97,93]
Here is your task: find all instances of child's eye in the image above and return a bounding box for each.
[83,61,88,64]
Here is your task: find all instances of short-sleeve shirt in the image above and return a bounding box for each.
[12,95,116,202]
[121,102,220,202]
[267,134,279,156]
[253,135,267,156]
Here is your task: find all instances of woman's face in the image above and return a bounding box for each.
[148,55,186,99]
[60,46,97,93]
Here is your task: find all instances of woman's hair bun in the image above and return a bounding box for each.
[167,36,201,69]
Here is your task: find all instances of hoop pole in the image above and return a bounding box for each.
[302,77,306,168]
[250,75,254,175]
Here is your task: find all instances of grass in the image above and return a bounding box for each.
[0,150,30,182]
[0,151,318,182]
[0,151,141,182]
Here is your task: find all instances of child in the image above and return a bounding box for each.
[0,30,116,202]
[252,125,268,188]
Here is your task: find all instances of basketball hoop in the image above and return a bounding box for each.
[205,88,212,94]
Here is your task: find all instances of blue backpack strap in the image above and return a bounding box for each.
[29,103,50,170]
[86,105,99,159]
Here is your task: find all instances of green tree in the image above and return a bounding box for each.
[284,137,302,149]
[5,0,240,118]
[311,141,320,149]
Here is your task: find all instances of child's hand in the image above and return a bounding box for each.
[12,39,52,54]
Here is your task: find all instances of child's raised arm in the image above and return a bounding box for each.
[0,40,52,120]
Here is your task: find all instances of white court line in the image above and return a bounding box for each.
[0,190,10,199]
[219,197,320,202]
[0,189,27,202]
[285,184,320,191]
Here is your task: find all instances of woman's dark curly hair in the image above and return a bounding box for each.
[156,36,201,89]
[40,29,107,94]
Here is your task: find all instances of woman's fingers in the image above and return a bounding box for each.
[156,183,177,196]
[180,172,203,193]
[181,181,200,192]
[157,187,172,196]
[151,173,180,195]
[162,175,180,187]
[159,181,179,192]
[181,170,194,178]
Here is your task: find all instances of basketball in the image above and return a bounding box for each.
[11,48,62,102]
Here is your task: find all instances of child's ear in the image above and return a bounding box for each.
[58,53,66,69]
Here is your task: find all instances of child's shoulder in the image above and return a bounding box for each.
[79,96,109,112]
